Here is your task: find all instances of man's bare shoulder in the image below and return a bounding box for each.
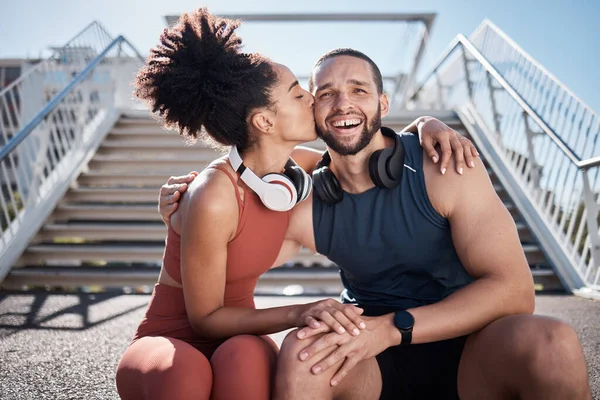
[422,148,492,218]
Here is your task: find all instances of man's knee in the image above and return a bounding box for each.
[278,329,314,368]
[275,329,330,396]
[525,318,586,375]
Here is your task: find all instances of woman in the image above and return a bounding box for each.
[116,8,476,400]
[116,9,370,400]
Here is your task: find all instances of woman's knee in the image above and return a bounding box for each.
[211,335,278,400]
[212,334,278,368]
[116,336,213,400]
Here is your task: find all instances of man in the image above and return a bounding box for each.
[160,49,591,399]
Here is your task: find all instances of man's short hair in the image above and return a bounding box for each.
[309,48,383,94]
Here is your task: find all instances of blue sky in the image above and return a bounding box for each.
[1,0,598,111]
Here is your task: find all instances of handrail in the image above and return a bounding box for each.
[0,35,142,164]
[0,21,114,98]
[60,20,114,50]
[407,23,600,293]
[407,34,590,169]
[476,20,596,120]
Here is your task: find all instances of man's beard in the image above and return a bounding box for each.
[316,105,382,156]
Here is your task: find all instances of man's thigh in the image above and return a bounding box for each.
[458,314,589,400]
[333,357,382,400]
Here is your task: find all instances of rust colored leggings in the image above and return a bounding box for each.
[115,334,277,400]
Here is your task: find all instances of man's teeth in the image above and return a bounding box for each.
[332,119,361,127]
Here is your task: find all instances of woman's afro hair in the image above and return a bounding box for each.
[134,8,278,150]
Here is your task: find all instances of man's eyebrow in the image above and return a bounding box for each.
[288,80,299,92]
[315,82,332,92]
[315,79,370,92]
[348,79,369,87]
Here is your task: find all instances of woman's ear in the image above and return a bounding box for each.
[250,110,275,135]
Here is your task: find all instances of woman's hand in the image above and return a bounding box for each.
[158,172,198,226]
[291,299,366,339]
[414,116,480,175]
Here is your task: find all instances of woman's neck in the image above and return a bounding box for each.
[238,140,297,176]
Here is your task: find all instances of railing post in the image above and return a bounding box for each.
[581,169,600,280]
[435,72,446,110]
[485,71,503,137]
[522,112,543,189]
[461,48,474,102]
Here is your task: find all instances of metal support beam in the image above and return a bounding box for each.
[581,170,600,279]
[165,13,436,25]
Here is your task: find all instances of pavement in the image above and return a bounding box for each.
[0,292,598,399]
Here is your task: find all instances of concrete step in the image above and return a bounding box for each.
[114,116,162,127]
[64,188,160,203]
[51,200,521,225]
[37,223,167,241]
[35,220,533,244]
[87,156,212,173]
[2,266,344,294]
[95,141,207,157]
[108,126,177,136]
[77,172,176,188]
[52,204,161,222]
[20,244,330,266]
[4,264,558,293]
[20,241,544,267]
[103,134,189,146]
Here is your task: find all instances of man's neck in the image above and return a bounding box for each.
[328,129,393,194]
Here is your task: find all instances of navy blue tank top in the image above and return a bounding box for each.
[313,132,474,313]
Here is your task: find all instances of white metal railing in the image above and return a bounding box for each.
[0,22,144,279]
[406,21,599,296]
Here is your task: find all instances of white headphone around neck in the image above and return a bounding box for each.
[228,146,312,212]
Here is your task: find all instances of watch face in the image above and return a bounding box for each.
[394,311,414,330]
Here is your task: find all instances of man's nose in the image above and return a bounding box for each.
[333,92,352,112]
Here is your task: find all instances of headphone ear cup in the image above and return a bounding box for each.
[261,173,297,211]
[298,170,313,202]
[314,167,343,205]
[284,165,312,203]
[369,148,397,188]
[369,149,385,187]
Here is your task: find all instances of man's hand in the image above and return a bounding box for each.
[298,314,399,386]
[416,116,479,175]
[292,299,366,338]
[158,172,198,226]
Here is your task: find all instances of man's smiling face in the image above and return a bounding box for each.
[311,55,388,156]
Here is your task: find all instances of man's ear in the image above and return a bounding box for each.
[250,109,275,135]
[379,93,390,118]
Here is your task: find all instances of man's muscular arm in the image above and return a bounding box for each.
[396,152,535,344]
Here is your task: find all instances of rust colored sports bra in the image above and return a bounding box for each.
[162,162,291,308]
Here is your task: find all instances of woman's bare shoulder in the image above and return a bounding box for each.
[172,157,240,232]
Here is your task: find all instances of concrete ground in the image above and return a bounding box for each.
[0,292,598,399]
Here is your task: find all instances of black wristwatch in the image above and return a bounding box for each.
[393,310,414,346]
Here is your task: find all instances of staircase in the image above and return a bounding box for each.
[1,18,598,298]
[0,109,562,294]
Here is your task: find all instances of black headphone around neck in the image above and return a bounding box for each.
[312,127,406,205]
